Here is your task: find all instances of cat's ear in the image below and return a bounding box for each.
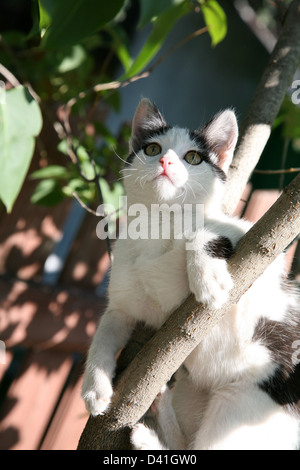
[130,98,167,151]
[202,110,238,173]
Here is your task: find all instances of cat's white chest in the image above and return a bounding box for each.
[108,238,190,328]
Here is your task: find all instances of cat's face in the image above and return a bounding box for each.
[122,99,238,207]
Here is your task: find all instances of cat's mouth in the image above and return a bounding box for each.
[154,171,174,184]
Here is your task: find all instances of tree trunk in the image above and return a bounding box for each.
[223,0,300,214]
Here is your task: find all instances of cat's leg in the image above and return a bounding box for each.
[191,383,300,450]
[82,308,135,416]
[186,231,234,309]
[131,386,186,450]
[131,423,168,450]
[154,385,186,449]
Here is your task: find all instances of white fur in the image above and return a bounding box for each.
[131,423,167,451]
[134,374,299,451]
[82,101,300,449]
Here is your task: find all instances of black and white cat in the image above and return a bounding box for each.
[82,98,300,450]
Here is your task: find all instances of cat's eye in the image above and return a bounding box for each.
[184,151,203,165]
[144,143,162,157]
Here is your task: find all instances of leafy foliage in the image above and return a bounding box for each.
[200,0,227,46]
[40,0,126,49]
[276,97,300,142]
[125,1,191,78]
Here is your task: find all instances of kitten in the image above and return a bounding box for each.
[82,98,300,450]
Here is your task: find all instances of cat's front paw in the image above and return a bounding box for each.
[81,370,113,416]
[188,258,233,309]
[131,423,163,450]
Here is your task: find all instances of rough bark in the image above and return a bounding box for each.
[78,172,300,450]
[223,0,300,215]
[77,0,300,450]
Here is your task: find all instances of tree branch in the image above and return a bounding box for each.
[78,171,300,450]
[254,167,300,175]
[223,0,300,215]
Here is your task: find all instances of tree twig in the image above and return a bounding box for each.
[72,192,99,216]
[63,26,208,114]
[0,62,21,87]
[0,36,41,103]
[279,138,290,190]
[254,167,300,175]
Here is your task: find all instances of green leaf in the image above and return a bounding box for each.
[0,86,43,212]
[57,138,89,162]
[99,178,125,211]
[125,2,190,78]
[41,0,125,49]
[201,0,227,46]
[97,179,125,239]
[38,0,53,31]
[63,177,95,202]
[31,165,70,180]
[66,177,88,191]
[279,98,300,140]
[138,0,184,28]
[31,178,65,206]
[105,25,132,73]
[57,45,87,73]
[114,42,132,74]
[39,0,60,24]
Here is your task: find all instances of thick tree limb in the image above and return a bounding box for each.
[78,171,300,450]
[77,0,300,450]
[223,0,300,215]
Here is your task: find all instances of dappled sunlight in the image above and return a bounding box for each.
[0,280,104,352]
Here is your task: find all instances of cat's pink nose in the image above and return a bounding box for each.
[159,155,174,171]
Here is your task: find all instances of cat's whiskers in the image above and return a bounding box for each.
[117,173,134,182]
[132,149,146,165]
[118,165,140,182]
[120,167,139,174]
[186,182,197,201]
[188,177,209,197]
[111,146,132,166]
[175,187,186,199]
[139,173,149,189]
[189,168,210,177]
[182,188,188,204]
[178,185,188,204]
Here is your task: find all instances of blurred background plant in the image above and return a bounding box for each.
[0,0,299,216]
[0,0,229,215]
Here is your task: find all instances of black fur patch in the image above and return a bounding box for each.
[253,311,300,417]
[127,125,171,165]
[189,130,227,182]
[259,363,300,417]
[205,236,234,259]
[127,126,227,183]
